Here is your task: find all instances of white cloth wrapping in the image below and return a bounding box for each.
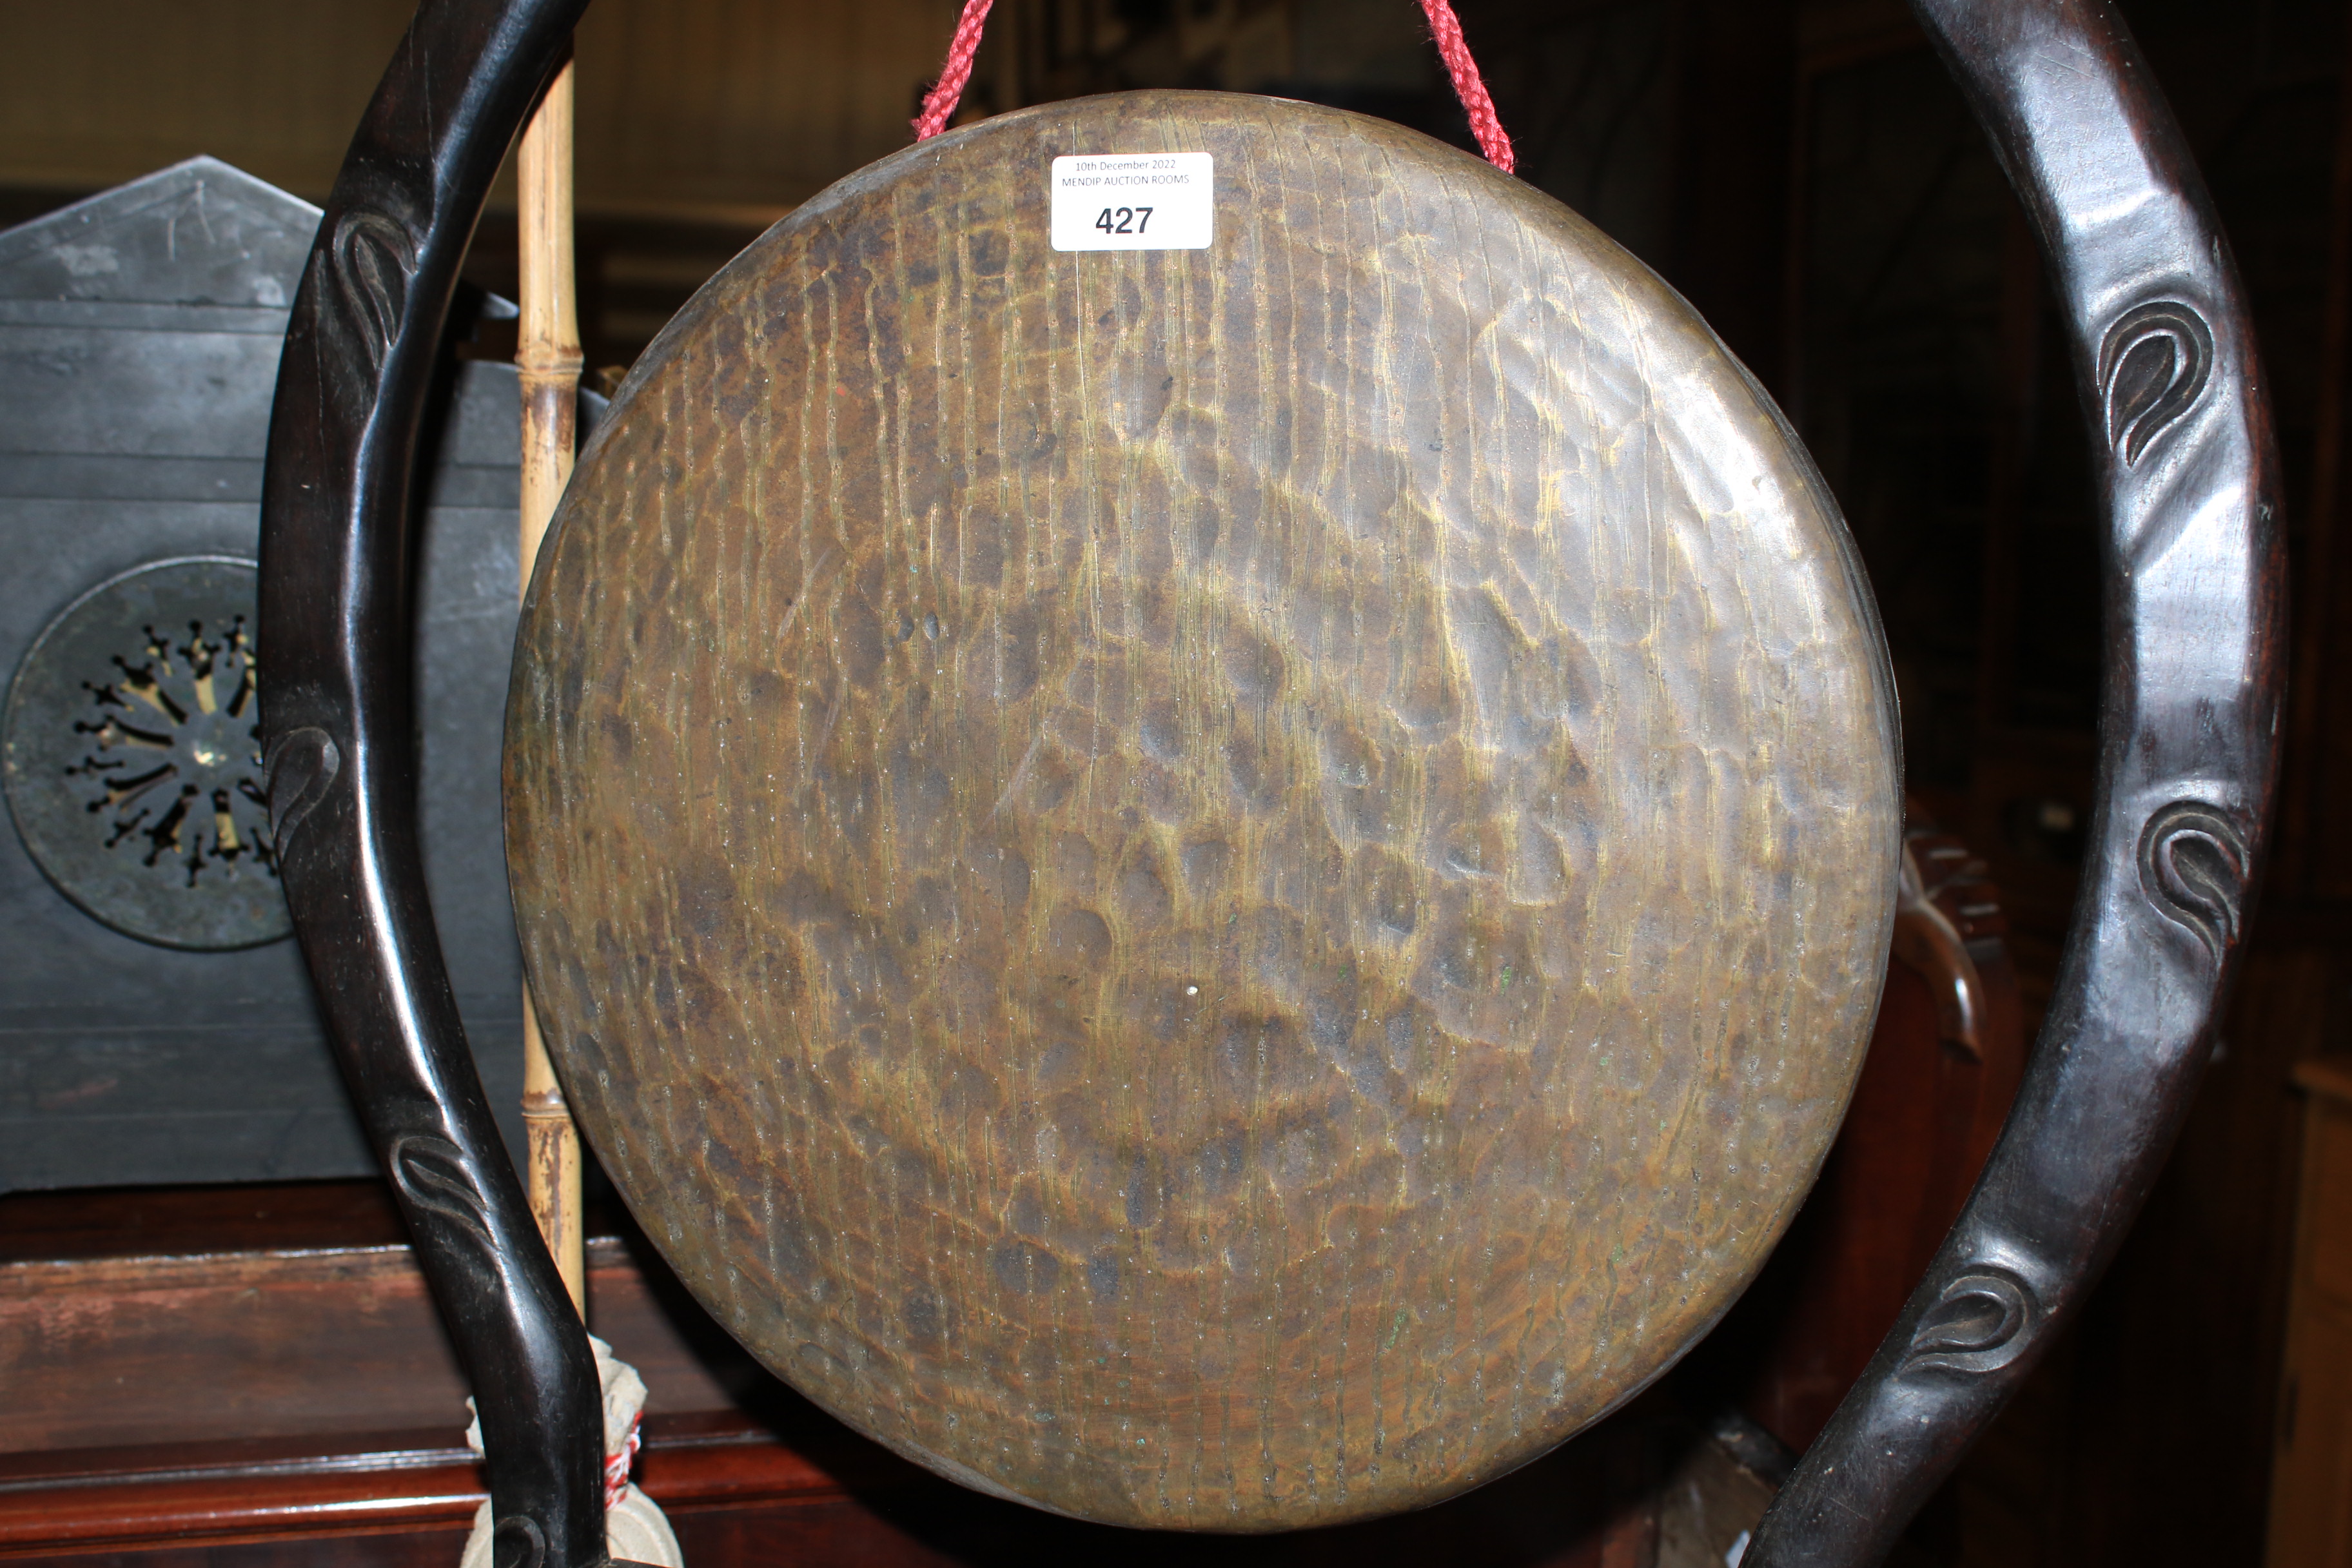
[458,1335,683,1567]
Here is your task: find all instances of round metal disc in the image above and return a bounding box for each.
[507,92,1899,1531]
[5,556,286,950]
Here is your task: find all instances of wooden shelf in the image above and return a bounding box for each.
[0,1415,908,1559]
[0,1181,970,1563]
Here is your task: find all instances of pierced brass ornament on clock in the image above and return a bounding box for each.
[5,556,284,951]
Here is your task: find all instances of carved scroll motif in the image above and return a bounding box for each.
[262,727,340,853]
[1900,1267,2037,1377]
[331,209,416,375]
[2098,300,2213,466]
[2139,800,2248,959]
[490,1514,547,1568]
[389,1132,498,1258]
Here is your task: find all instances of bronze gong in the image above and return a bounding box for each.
[504,91,1900,1529]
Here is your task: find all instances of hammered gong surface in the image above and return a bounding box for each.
[507,92,1900,1531]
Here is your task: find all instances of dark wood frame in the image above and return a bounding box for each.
[250,1,2284,1563]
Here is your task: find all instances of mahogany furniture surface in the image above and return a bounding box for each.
[0,1183,915,1563]
[0,1420,951,1567]
[0,1187,745,1456]
[252,0,2282,1560]
[0,1183,1662,1565]
[0,1418,1665,1568]
[2266,1057,2352,1566]
[507,89,1902,1532]
[0,1185,987,1564]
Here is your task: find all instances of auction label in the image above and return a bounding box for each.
[1050,153,1213,251]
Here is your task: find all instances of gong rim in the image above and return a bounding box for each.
[508,90,1899,1531]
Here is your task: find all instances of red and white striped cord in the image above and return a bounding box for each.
[603,1413,642,1510]
[912,0,1514,173]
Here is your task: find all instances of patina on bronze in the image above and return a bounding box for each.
[504,92,1901,1531]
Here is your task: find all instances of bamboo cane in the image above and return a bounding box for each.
[517,57,586,1318]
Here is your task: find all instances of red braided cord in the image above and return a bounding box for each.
[1415,0,1513,173]
[912,0,996,141]
[602,1413,641,1511]
[911,0,1514,174]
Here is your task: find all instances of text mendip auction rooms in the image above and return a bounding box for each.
[1056,163,1196,190]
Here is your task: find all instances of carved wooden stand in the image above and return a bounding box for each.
[253,1,2282,1563]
